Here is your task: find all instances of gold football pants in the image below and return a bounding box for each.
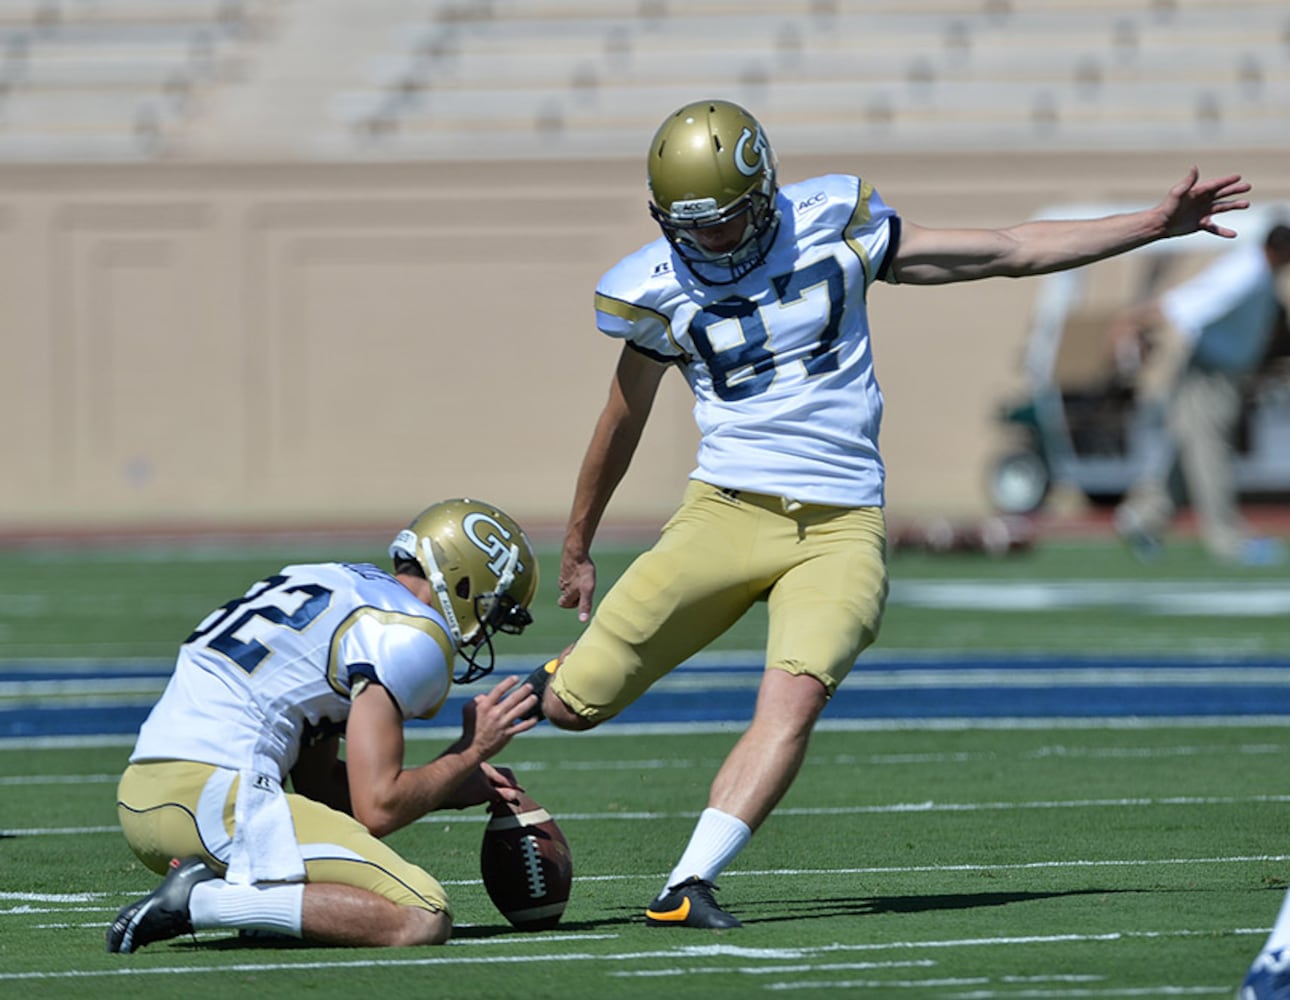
[117,760,449,914]
[552,479,888,722]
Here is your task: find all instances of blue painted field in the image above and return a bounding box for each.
[5,653,1290,739]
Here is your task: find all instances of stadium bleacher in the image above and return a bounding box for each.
[0,0,1284,161]
[0,0,271,158]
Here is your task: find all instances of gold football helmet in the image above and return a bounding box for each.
[647,99,781,284]
[389,498,539,683]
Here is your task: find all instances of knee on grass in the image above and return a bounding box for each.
[389,906,451,947]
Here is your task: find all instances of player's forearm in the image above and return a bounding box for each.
[998,208,1170,276]
[563,406,647,558]
[895,209,1169,285]
[435,764,495,810]
[360,745,486,836]
[564,345,666,557]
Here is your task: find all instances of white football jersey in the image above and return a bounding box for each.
[595,174,900,507]
[130,562,455,780]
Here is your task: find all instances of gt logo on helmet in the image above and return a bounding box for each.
[464,512,525,578]
[734,126,769,178]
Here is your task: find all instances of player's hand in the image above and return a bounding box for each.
[480,761,525,807]
[442,761,525,810]
[462,676,538,759]
[557,552,597,623]
[1156,166,1250,239]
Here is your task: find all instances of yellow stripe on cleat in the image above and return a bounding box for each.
[645,897,691,922]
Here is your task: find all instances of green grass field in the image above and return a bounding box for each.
[3,532,1288,658]
[2,534,1289,997]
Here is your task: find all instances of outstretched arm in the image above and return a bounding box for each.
[891,167,1251,286]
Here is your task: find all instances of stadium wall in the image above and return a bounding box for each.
[3,148,1286,537]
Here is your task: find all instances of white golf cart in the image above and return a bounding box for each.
[989,202,1290,515]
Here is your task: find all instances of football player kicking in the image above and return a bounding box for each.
[524,99,1253,928]
[108,499,540,952]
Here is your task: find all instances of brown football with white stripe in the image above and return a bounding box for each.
[480,791,573,930]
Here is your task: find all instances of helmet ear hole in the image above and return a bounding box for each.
[455,577,471,600]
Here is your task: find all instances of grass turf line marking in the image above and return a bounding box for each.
[4,743,1285,787]
[0,929,1267,982]
[10,715,1290,748]
[0,773,119,785]
[0,891,114,902]
[766,983,1225,995]
[909,989,1225,998]
[4,855,1288,913]
[612,959,938,977]
[768,977,992,991]
[552,854,1290,884]
[7,794,1290,838]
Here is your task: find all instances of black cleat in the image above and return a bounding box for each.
[645,876,742,929]
[518,658,559,722]
[106,856,218,954]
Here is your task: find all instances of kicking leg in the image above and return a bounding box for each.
[707,669,829,831]
[645,670,829,929]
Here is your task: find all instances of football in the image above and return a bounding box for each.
[480,791,573,930]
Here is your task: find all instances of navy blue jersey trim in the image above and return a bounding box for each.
[876,216,901,283]
[626,340,682,365]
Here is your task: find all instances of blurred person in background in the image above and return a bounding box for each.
[523,98,1254,928]
[1111,223,1290,565]
[108,499,538,953]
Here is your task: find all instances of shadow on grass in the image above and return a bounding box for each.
[740,886,1139,923]
[452,887,1143,936]
[176,888,1141,950]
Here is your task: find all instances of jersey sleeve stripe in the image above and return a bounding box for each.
[843,178,876,287]
[594,291,687,358]
[875,215,901,284]
[626,340,679,364]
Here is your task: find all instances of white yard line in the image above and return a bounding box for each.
[6,794,1290,839]
[5,853,1289,909]
[0,928,1263,982]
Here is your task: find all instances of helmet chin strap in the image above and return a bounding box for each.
[419,537,521,650]
[494,542,520,596]
[420,537,468,646]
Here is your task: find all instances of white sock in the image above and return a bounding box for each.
[663,807,751,892]
[189,880,305,937]
[1262,889,1290,954]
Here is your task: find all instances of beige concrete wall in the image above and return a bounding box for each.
[3,149,1286,537]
